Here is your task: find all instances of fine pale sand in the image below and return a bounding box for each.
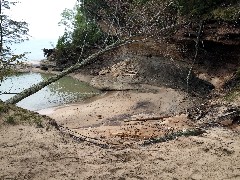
[43,86,196,130]
[1,83,240,179]
[40,87,198,144]
[1,121,240,179]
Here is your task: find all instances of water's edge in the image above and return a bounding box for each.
[0,72,100,111]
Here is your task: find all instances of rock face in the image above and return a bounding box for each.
[65,20,239,95]
[174,21,240,46]
[89,54,214,95]
[80,19,239,94]
[39,60,57,71]
[171,21,240,91]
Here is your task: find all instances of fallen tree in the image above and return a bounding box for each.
[5,39,136,104]
[6,1,179,104]
[6,21,214,105]
[6,0,230,105]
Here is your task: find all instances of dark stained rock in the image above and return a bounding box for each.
[40,66,48,71]
[90,55,214,96]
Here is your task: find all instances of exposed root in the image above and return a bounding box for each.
[142,128,206,146]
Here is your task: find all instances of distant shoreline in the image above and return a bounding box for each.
[16,59,95,85]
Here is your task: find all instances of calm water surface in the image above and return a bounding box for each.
[0,73,100,111]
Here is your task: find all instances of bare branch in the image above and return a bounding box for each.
[186,21,203,93]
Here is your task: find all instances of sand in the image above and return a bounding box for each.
[43,86,197,132]
[1,122,240,179]
[1,84,240,179]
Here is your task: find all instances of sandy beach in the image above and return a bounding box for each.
[1,87,240,179]
[39,85,196,134]
[1,1,240,178]
[1,66,240,179]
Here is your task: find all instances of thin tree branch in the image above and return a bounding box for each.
[186,21,203,93]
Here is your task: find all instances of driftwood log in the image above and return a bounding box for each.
[124,115,171,122]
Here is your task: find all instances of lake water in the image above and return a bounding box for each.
[0,73,100,111]
[11,39,56,61]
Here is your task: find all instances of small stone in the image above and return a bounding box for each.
[97,115,102,119]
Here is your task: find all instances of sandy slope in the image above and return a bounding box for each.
[1,86,240,179]
[1,123,240,180]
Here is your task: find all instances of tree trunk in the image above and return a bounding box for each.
[0,0,3,54]
[6,39,133,104]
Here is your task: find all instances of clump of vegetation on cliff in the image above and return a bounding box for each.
[176,0,239,19]
[55,2,117,67]
[54,0,239,67]
[211,4,240,21]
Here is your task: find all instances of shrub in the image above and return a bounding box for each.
[175,0,239,18]
[0,103,8,113]
[5,116,16,125]
[211,5,240,21]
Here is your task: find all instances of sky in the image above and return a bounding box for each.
[7,0,77,60]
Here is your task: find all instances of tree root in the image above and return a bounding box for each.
[141,128,206,146]
[124,115,171,122]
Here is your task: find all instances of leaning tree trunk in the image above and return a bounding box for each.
[0,0,3,54]
[6,39,133,104]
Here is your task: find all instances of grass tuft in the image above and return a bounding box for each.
[5,116,16,125]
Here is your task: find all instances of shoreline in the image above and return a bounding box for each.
[13,60,198,126]
[41,86,198,129]
[6,62,102,112]
[17,59,95,84]
[36,91,109,115]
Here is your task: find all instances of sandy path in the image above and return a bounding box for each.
[39,86,204,146]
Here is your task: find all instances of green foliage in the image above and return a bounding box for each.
[224,68,240,102]
[58,8,76,30]
[225,89,240,102]
[79,0,240,21]
[56,2,115,66]
[33,117,43,128]
[133,0,150,5]
[142,128,205,146]
[56,32,71,54]
[0,0,29,80]
[0,101,45,127]
[80,0,108,21]
[0,103,8,113]
[175,0,239,19]
[5,116,16,125]
[0,53,26,81]
[211,5,240,21]
[71,10,104,47]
